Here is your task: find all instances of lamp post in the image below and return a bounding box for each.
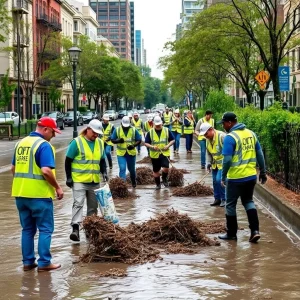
[68,46,82,138]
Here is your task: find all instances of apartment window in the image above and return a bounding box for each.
[74,21,78,31]
[120,22,126,26]
[120,2,125,6]
[120,16,126,20]
[109,28,119,33]
[109,15,119,20]
[112,41,119,46]
[98,15,108,20]
[98,9,107,13]
[109,35,119,39]
[121,28,126,33]
[99,28,108,33]
[121,34,126,39]
[90,2,96,8]
[292,50,296,71]
[109,22,119,26]
[121,41,126,46]
[109,9,119,13]
[121,48,126,52]
[99,22,108,26]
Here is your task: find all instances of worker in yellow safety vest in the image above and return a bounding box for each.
[163,107,173,129]
[144,116,175,190]
[111,116,142,187]
[131,112,144,154]
[11,117,63,272]
[170,109,183,154]
[101,113,115,169]
[183,110,195,153]
[199,123,226,207]
[195,110,215,168]
[65,119,107,242]
[217,112,267,243]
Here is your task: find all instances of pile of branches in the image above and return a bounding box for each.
[109,177,136,199]
[81,215,160,264]
[126,167,154,185]
[137,156,152,164]
[129,209,218,247]
[172,182,213,197]
[168,168,184,187]
[197,221,226,235]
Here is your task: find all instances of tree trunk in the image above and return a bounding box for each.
[246,92,252,104]
[270,69,281,101]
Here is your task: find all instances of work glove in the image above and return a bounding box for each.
[207,163,212,172]
[116,138,124,144]
[127,144,135,150]
[106,137,111,142]
[102,173,109,182]
[259,172,267,184]
[66,177,73,188]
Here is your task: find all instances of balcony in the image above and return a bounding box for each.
[38,49,60,61]
[36,13,50,26]
[13,36,30,48]
[50,21,62,31]
[13,70,33,81]
[12,0,29,14]
[38,78,62,87]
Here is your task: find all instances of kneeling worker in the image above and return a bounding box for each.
[144,116,175,190]
[65,119,107,242]
[199,123,226,207]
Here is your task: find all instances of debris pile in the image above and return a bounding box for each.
[98,268,128,277]
[172,182,214,197]
[109,177,136,199]
[126,167,154,185]
[168,168,184,187]
[81,215,160,264]
[197,221,226,234]
[137,156,152,164]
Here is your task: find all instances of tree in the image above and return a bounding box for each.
[48,85,62,111]
[0,0,11,43]
[0,70,16,117]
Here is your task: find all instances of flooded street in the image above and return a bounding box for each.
[1,138,300,300]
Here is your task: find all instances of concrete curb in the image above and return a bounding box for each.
[254,184,300,237]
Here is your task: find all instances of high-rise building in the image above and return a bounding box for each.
[176,23,182,40]
[130,2,135,63]
[181,0,203,29]
[135,30,141,66]
[90,0,132,60]
[142,38,147,66]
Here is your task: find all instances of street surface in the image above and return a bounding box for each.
[0,116,300,299]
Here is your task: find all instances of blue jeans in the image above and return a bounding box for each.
[212,168,225,201]
[185,134,193,151]
[105,144,112,161]
[117,154,136,182]
[16,198,54,267]
[136,144,141,152]
[172,131,181,150]
[199,140,206,166]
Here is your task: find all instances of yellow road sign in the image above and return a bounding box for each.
[255,71,270,87]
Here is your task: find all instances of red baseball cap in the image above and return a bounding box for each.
[37,117,62,134]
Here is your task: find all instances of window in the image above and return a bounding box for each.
[121,34,126,39]
[121,48,126,52]
[109,35,119,39]
[120,16,126,20]
[109,28,119,33]
[99,22,108,26]
[112,41,119,46]
[121,41,126,46]
[99,28,108,33]
[292,49,295,71]
[120,22,126,26]
[109,15,119,20]
[109,22,119,26]
[98,15,108,20]
[74,21,78,31]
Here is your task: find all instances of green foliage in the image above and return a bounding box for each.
[48,85,62,111]
[0,70,16,112]
[78,106,87,113]
[0,0,11,43]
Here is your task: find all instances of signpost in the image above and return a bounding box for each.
[278,66,290,92]
[255,70,270,111]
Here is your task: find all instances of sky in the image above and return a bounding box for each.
[133,0,182,79]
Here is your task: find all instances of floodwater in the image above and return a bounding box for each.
[0,139,300,300]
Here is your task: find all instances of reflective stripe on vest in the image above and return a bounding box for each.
[184,117,194,134]
[206,130,224,170]
[149,127,170,158]
[116,126,137,156]
[163,112,172,125]
[71,136,103,183]
[132,119,142,134]
[198,117,215,141]
[11,136,56,199]
[102,123,113,146]
[171,117,182,134]
[227,129,257,180]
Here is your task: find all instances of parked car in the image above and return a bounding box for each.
[42,111,65,130]
[82,111,97,124]
[103,110,117,121]
[144,108,150,114]
[0,111,22,126]
[138,109,144,115]
[118,110,127,118]
[63,111,84,126]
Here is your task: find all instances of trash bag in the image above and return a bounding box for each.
[94,183,119,224]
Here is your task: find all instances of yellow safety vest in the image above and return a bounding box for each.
[227,129,257,180]
[163,112,172,125]
[12,136,56,199]
[144,121,153,133]
[116,126,137,156]
[71,136,104,183]
[206,130,224,170]
[198,117,215,141]
[184,117,194,134]
[132,118,143,135]
[171,116,182,134]
[149,127,170,159]
[102,123,113,146]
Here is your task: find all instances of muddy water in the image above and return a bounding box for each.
[0,142,300,300]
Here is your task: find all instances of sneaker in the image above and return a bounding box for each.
[249,231,260,243]
[210,199,221,206]
[220,200,226,207]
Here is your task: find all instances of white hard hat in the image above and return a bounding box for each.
[102,114,110,121]
[133,111,139,116]
[174,109,180,114]
[88,119,103,134]
[122,116,130,127]
[154,116,162,126]
[147,114,154,121]
[199,123,212,136]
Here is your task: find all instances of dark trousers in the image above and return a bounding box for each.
[185,134,193,151]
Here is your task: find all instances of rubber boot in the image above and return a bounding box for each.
[247,209,260,243]
[218,215,238,240]
[70,224,80,242]
[108,158,113,169]
[210,199,221,206]
[130,175,137,188]
[155,177,161,190]
[162,172,169,187]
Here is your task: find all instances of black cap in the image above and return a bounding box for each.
[217,112,237,124]
[205,110,213,115]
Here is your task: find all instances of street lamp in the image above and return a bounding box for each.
[68,46,82,138]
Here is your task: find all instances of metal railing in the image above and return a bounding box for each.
[13,36,30,46]
[12,0,29,11]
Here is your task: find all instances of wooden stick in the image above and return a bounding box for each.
[199,171,210,183]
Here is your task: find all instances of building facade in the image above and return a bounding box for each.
[130,1,134,63]
[90,0,131,60]
[135,29,141,66]
[181,0,203,29]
